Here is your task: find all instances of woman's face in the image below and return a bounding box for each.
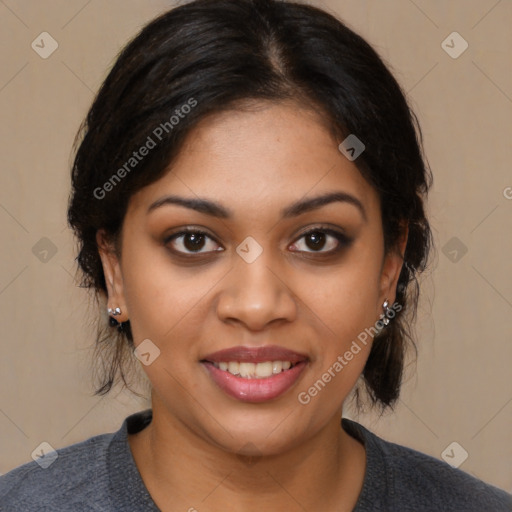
[99,101,405,455]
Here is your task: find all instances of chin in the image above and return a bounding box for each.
[192,403,317,458]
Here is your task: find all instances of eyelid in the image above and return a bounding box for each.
[164,225,216,238]
[293,224,350,240]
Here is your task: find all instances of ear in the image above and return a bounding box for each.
[378,223,409,312]
[96,229,129,322]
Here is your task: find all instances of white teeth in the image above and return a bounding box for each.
[213,360,295,378]
[239,362,255,377]
[228,361,239,375]
[255,361,273,378]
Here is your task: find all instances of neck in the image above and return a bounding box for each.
[128,398,366,512]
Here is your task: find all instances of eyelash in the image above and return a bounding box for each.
[163,225,353,258]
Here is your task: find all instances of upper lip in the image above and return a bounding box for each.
[201,345,308,364]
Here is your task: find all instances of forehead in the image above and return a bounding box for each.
[128,102,379,220]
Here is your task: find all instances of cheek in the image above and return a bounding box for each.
[120,244,228,393]
[123,259,208,345]
[293,287,377,430]
[298,251,383,348]
[120,238,187,340]
[291,246,383,416]
[299,272,377,379]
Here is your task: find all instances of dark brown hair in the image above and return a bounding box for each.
[67,0,433,409]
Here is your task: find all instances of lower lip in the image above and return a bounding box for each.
[202,361,307,403]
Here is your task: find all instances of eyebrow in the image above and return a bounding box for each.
[147,191,367,222]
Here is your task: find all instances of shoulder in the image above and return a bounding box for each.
[377,434,512,510]
[0,432,115,511]
[343,419,512,512]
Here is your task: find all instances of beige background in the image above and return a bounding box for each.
[1,0,511,494]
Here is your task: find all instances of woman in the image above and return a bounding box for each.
[1,0,510,510]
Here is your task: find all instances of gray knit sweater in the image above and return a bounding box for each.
[1,409,510,511]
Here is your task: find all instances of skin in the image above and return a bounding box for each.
[97,101,407,512]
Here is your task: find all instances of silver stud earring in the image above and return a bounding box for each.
[107,307,126,332]
[381,299,391,326]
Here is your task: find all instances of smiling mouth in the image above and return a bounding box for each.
[201,359,308,402]
[200,346,309,402]
[209,360,297,379]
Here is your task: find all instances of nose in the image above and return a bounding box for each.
[216,250,297,331]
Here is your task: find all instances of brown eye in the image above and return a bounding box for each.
[290,228,352,254]
[165,229,222,255]
[304,231,327,251]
